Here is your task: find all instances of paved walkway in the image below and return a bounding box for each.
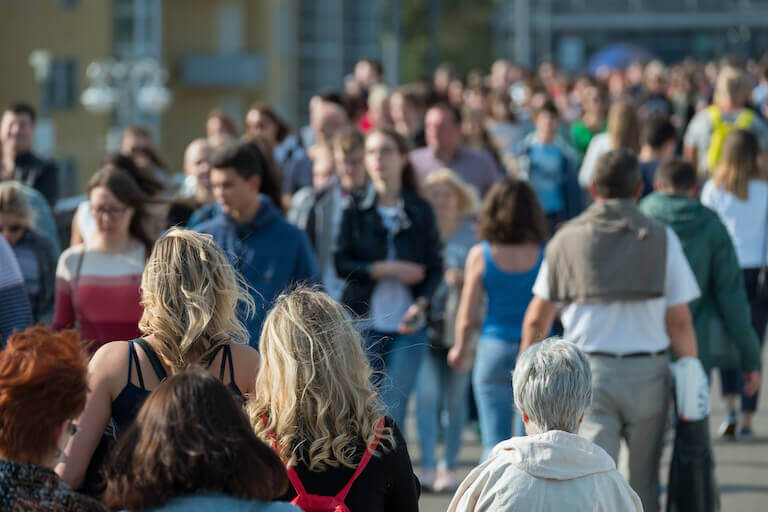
[411,345,768,511]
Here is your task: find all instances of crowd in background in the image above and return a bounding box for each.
[1,51,768,511]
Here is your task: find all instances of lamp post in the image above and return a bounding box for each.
[80,57,172,151]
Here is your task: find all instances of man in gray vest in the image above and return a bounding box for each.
[520,149,701,512]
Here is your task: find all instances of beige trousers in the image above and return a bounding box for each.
[579,352,672,512]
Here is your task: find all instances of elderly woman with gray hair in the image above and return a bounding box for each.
[448,338,642,512]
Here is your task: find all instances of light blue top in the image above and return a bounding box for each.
[527,143,566,214]
[143,492,300,512]
[480,241,543,341]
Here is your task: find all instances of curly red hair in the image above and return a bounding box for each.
[0,326,88,462]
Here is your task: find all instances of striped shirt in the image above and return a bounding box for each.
[0,236,33,345]
[52,243,145,352]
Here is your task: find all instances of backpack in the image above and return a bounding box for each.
[706,105,755,172]
[272,417,386,512]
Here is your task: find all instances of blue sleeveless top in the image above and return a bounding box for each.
[480,241,543,342]
[111,340,242,433]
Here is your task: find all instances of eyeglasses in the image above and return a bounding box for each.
[92,206,128,218]
[0,223,24,234]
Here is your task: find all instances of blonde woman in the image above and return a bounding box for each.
[701,129,768,440]
[415,169,479,492]
[56,228,260,491]
[249,288,420,512]
[578,100,640,188]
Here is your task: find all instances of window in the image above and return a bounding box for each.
[44,59,78,110]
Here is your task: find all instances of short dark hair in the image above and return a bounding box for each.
[592,149,641,199]
[655,158,697,192]
[5,102,36,123]
[210,140,283,210]
[316,90,346,110]
[428,101,462,125]
[332,128,365,155]
[534,99,559,120]
[103,369,288,510]
[210,140,266,180]
[642,115,677,149]
[478,177,548,244]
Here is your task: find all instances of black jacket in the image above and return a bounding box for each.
[335,185,443,317]
[9,151,59,207]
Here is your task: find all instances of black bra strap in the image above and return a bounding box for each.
[135,338,168,382]
[128,341,145,389]
[226,345,236,384]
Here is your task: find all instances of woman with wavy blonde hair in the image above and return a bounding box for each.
[56,228,261,492]
[248,287,419,512]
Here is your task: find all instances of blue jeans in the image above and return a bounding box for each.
[416,349,471,470]
[366,329,428,428]
[473,337,520,459]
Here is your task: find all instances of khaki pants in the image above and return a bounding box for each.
[579,353,671,512]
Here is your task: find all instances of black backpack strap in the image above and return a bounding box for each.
[135,338,168,382]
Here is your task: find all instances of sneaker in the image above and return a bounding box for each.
[738,427,754,442]
[419,469,435,492]
[433,468,459,493]
[718,411,737,439]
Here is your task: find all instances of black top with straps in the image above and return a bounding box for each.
[111,339,242,433]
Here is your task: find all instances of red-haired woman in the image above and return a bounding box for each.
[0,326,105,511]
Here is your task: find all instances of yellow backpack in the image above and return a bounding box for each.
[706,105,755,172]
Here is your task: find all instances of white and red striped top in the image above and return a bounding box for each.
[53,243,145,353]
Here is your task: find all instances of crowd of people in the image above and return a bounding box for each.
[1,52,768,511]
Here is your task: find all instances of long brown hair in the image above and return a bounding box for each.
[714,129,765,200]
[103,369,288,510]
[88,165,156,254]
[366,127,420,195]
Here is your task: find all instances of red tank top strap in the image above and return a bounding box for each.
[335,416,386,501]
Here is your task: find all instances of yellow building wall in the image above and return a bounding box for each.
[0,0,112,193]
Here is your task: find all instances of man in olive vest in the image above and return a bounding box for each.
[520,149,701,512]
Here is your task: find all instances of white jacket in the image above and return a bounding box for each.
[448,431,643,512]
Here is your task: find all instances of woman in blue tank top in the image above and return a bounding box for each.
[448,178,549,458]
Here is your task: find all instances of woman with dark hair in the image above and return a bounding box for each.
[53,166,154,352]
[71,153,165,247]
[335,127,443,430]
[103,369,295,511]
[448,177,548,458]
[245,103,306,170]
[0,326,105,511]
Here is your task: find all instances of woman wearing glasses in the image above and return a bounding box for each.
[0,181,58,323]
[53,165,154,353]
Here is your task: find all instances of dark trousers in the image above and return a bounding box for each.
[720,268,767,412]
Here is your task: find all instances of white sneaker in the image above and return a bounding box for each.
[433,468,458,493]
[419,469,435,492]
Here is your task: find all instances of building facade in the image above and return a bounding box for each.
[495,0,768,71]
[0,0,382,195]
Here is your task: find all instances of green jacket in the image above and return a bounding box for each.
[639,192,761,373]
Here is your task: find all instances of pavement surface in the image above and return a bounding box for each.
[409,344,768,512]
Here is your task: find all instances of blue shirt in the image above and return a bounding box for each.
[527,143,566,214]
[146,492,300,512]
[480,241,543,341]
[195,196,320,347]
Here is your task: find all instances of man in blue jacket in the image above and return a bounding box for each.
[195,140,320,347]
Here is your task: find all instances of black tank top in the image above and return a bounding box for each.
[111,340,242,433]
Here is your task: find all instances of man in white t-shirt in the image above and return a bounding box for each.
[520,149,700,512]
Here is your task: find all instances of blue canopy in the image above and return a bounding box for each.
[588,43,654,75]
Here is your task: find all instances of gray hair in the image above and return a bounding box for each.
[512,337,593,434]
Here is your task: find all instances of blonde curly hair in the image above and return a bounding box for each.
[247,287,393,471]
[138,228,254,373]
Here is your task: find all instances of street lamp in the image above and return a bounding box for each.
[81,57,172,116]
